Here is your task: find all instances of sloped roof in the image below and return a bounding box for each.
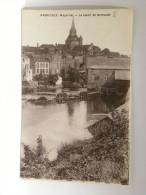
[40,44,55,48]
[87,56,130,70]
[22,46,39,53]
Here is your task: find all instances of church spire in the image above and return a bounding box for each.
[65,17,83,49]
[70,17,76,36]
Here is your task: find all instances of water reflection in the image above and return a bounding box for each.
[21,94,126,153]
[87,96,113,114]
[87,95,126,114]
[66,102,76,125]
[22,100,91,153]
[67,102,74,116]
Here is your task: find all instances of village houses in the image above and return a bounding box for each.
[22,17,130,92]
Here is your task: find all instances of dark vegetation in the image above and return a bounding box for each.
[20,108,129,184]
[33,74,58,86]
[61,67,87,89]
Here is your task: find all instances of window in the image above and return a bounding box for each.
[94,75,99,80]
[35,62,38,69]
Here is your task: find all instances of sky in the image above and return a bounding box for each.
[22,8,133,55]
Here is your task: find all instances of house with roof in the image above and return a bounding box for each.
[33,55,50,76]
[87,56,130,94]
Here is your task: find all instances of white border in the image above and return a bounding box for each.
[0,0,146,195]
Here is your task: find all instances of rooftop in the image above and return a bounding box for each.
[87,56,130,70]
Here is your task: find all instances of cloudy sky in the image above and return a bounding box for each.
[22,8,133,55]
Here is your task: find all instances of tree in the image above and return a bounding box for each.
[61,68,65,79]
[23,144,35,164]
[68,67,80,83]
[48,74,58,86]
[36,136,45,160]
[101,48,111,56]
[33,73,44,82]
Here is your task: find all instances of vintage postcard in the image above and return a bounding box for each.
[21,7,133,184]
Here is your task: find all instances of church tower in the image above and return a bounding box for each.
[69,18,77,36]
[65,17,83,50]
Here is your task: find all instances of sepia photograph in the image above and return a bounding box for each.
[20,8,132,184]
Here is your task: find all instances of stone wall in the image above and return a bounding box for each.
[87,69,115,89]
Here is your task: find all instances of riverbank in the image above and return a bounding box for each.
[23,89,127,106]
[20,103,129,184]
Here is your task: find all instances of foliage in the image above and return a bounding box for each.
[33,74,58,86]
[101,48,111,56]
[21,108,129,184]
[36,136,46,160]
[67,67,80,83]
[60,68,65,78]
[21,136,47,178]
[33,73,44,82]
[61,67,87,88]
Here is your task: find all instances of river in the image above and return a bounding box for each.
[21,94,125,160]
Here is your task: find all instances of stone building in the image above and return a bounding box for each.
[33,53,63,76]
[74,55,84,69]
[87,56,130,92]
[49,53,63,75]
[33,55,50,75]
[22,55,33,81]
[62,55,74,73]
[65,18,83,50]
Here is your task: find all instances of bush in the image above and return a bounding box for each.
[21,108,129,183]
[21,136,47,178]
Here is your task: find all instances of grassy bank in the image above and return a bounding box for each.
[20,108,129,184]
